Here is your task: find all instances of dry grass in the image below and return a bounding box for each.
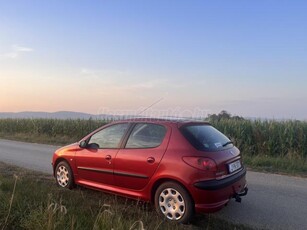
[0,162,252,230]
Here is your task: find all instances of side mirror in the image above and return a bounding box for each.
[79,140,87,148]
[87,143,99,149]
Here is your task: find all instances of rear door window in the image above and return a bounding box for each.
[125,123,166,148]
[180,124,232,151]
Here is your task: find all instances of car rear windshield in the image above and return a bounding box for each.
[180,124,233,151]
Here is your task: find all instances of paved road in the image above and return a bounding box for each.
[0,139,307,230]
[215,171,307,230]
[0,139,58,174]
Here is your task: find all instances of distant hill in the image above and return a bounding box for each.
[0,111,205,121]
[0,111,295,121]
[0,111,121,120]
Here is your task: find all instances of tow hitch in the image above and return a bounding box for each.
[233,186,248,203]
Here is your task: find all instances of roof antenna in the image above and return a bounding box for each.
[137,98,164,116]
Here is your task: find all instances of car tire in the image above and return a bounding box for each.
[55,161,74,189]
[154,182,194,224]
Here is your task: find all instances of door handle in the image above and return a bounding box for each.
[147,157,155,164]
[105,155,112,161]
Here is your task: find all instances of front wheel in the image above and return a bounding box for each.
[55,161,74,189]
[154,182,194,224]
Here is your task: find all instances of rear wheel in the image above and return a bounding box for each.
[55,161,74,189]
[154,182,194,223]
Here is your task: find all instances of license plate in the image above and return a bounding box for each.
[228,160,242,173]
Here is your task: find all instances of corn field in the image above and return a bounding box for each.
[0,118,107,143]
[209,119,307,160]
[0,118,306,160]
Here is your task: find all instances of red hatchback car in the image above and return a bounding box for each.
[52,118,248,223]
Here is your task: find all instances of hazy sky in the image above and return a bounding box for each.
[0,1,306,119]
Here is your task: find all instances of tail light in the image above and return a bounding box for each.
[182,157,217,172]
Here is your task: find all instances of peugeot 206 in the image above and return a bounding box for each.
[52,118,248,223]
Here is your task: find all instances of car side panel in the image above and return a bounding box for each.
[74,148,118,185]
[112,125,172,190]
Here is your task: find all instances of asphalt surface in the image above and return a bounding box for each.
[0,139,307,230]
[215,171,307,230]
[0,139,57,174]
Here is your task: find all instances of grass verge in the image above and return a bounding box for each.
[0,162,253,230]
[244,155,307,177]
[0,133,76,146]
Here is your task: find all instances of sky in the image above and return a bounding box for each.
[0,0,306,120]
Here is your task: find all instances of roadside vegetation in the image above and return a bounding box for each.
[206,111,307,176]
[0,162,251,230]
[0,118,106,145]
[0,112,306,176]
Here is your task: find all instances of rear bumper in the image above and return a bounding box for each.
[194,167,247,190]
[192,167,248,213]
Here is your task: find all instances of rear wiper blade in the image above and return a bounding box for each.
[222,141,233,147]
